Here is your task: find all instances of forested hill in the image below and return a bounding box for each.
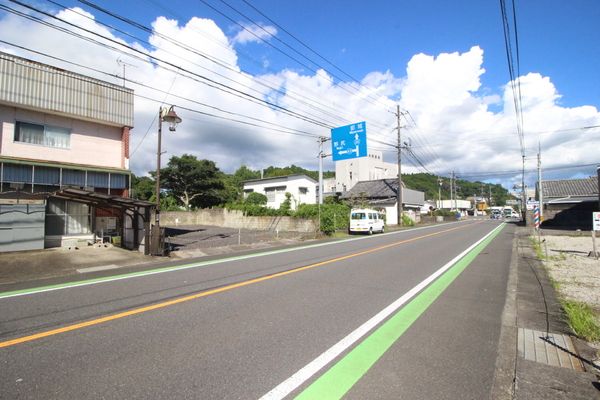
[402,173,514,206]
[260,165,335,181]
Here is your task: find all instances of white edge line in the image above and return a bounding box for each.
[0,222,458,299]
[259,223,504,400]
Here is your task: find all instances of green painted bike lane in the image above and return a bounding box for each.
[294,223,505,400]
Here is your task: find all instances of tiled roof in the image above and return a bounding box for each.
[542,176,598,198]
[341,179,402,199]
[340,179,425,206]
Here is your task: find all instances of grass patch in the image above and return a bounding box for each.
[529,234,600,342]
[330,232,347,238]
[529,236,545,259]
[561,300,600,342]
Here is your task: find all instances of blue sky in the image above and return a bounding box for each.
[0,0,598,191]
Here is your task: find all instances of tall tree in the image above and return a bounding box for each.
[160,154,224,210]
[131,175,155,201]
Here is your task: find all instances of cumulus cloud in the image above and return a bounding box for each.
[0,7,597,188]
[231,22,277,45]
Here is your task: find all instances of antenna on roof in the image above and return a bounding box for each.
[116,58,138,87]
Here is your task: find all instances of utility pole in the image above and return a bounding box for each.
[449,171,459,211]
[438,177,443,207]
[449,172,453,211]
[318,137,330,204]
[538,143,543,220]
[397,105,404,226]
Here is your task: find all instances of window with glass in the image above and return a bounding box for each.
[14,121,71,149]
[45,198,91,236]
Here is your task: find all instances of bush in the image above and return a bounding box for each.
[246,192,267,205]
[293,204,350,235]
[401,214,415,226]
[434,209,456,217]
[226,202,280,216]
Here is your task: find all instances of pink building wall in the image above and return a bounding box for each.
[0,104,125,169]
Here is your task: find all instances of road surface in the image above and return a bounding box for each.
[0,219,513,399]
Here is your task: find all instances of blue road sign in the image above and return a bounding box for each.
[331,122,367,161]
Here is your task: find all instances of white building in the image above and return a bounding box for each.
[437,199,472,213]
[334,150,397,192]
[242,174,317,210]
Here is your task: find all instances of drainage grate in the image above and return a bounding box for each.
[518,328,584,371]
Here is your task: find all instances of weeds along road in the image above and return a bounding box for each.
[0,219,513,399]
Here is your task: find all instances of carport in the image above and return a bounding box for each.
[51,188,155,255]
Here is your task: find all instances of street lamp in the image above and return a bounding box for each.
[153,105,182,255]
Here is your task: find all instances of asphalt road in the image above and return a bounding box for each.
[0,219,513,399]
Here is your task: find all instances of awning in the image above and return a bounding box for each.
[51,188,155,210]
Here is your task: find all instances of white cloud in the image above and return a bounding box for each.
[231,22,277,45]
[0,8,598,189]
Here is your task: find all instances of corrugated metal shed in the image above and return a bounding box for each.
[0,52,133,127]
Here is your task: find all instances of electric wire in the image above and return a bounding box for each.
[3,0,339,130]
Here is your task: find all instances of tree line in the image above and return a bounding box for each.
[131,154,513,212]
[130,154,335,211]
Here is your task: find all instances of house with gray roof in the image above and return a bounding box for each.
[535,176,598,228]
[341,178,424,225]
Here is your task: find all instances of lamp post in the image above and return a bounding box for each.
[153,105,182,255]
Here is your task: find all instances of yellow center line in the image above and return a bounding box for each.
[0,222,483,349]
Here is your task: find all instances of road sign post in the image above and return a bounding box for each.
[591,212,600,259]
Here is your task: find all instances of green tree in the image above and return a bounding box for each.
[219,165,262,205]
[278,192,293,215]
[131,175,155,200]
[160,154,224,210]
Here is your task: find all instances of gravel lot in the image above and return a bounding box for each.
[538,233,600,363]
[164,225,317,252]
[542,234,600,311]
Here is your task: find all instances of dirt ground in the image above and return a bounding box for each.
[541,235,600,311]
[539,233,600,360]
[164,225,317,252]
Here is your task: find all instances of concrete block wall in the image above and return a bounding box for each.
[158,209,318,232]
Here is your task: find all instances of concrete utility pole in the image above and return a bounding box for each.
[318,137,330,204]
[538,143,543,220]
[449,171,459,211]
[397,105,404,226]
[438,177,443,207]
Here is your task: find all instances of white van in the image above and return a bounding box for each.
[349,209,385,234]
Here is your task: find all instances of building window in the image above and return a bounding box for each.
[299,187,308,195]
[264,186,286,202]
[15,121,71,149]
[45,198,91,235]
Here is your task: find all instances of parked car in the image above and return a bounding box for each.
[349,209,385,234]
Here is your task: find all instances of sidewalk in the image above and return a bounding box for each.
[493,225,600,399]
[0,236,311,287]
